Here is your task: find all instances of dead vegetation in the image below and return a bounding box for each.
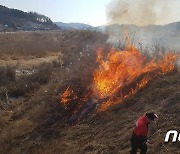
[0,30,179,154]
[0,30,108,59]
[29,70,179,154]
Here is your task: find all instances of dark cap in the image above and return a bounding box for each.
[145,112,158,121]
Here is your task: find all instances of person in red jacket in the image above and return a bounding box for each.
[130,112,158,154]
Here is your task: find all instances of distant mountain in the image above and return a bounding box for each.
[0,5,58,31]
[97,22,180,34]
[55,22,93,30]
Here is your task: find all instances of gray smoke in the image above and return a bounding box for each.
[107,0,178,26]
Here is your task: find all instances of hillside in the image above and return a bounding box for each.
[45,70,180,154]
[0,30,179,154]
[0,69,179,154]
[0,5,58,31]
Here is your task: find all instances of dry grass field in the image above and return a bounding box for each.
[0,30,179,154]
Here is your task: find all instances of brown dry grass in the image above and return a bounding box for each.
[0,30,108,60]
[31,70,179,154]
[0,31,62,59]
[0,30,179,154]
[0,29,109,153]
[0,69,179,154]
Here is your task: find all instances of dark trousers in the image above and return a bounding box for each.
[130,134,147,154]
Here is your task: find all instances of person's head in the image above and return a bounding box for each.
[145,112,158,124]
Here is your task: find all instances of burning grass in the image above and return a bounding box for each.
[93,46,177,111]
[22,70,179,154]
[0,29,179,154]
[0,29,109,153]
[60,41,178,117]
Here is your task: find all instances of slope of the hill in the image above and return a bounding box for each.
[0,68,179,154]
[36,70,180,154]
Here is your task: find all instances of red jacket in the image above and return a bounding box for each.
[133,115,148,137]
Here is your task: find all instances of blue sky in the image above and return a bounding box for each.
[0,0,110,26]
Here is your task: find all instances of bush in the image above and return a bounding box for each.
[0,66,16,86]
[0,63,52,98]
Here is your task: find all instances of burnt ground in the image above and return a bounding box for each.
[0,69,179,154]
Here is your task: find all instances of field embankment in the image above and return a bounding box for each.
[0,30,179,154]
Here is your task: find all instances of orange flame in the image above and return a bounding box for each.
[93,45,178,111]
[93,46,145,99]
[60,42,178,114]
[60,86,77,109]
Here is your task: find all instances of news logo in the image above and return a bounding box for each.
[165,130,180,143]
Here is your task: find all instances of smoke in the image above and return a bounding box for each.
[107,0,177,26]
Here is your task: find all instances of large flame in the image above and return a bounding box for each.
[93,45,177,111]
[93,45,145,98]
[60,42,178,114]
